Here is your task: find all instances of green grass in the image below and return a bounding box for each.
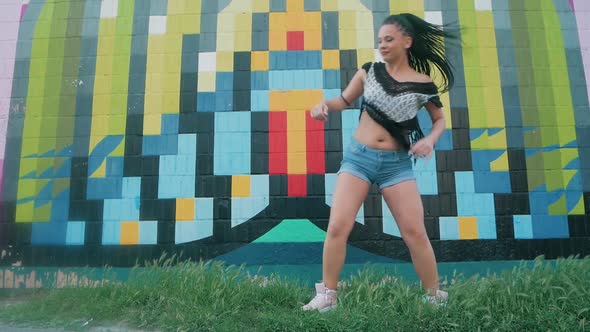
[0,255,589,331]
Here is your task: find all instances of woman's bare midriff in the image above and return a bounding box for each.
[353,111,403,151]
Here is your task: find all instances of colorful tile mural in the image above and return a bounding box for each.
[1,0,589,268]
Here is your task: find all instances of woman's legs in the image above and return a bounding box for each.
[381,180,440,295]
[322,173,371,290]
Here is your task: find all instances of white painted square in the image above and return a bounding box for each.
[198,52,216,72]
[475,0,492,11]
[100,0,118,18]
[424,11,443,26]
[149,15,167,35]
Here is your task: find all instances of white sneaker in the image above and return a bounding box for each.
[302,282,338,313]
[423,289,448,307]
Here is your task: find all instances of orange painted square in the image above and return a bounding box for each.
[232,175,251,197]
[120,222,139,245]
[458,217,478,240]
[176,198,195,221]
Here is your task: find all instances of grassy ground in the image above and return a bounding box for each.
[0,255,589,332]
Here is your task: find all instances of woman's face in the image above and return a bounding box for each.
[377,23,412,63]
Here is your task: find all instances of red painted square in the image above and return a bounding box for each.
[269,112,287,174]
[288,174,307,196]
[306,111,325,174]
[287,31,304,50]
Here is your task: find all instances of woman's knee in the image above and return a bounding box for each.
[401,225,429,245]
[327,215,354,239]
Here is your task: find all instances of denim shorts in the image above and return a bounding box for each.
[337,137,415,189]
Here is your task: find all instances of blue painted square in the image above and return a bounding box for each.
[87,178,122,200]
[215,112,251,132]
[251,71,269,90]
[477,215,497,239]
[439,217,459,240]
[532,215,569,239]
[122,177,141,199]
[161,114,179,134]
[66,221,85,245]
[250,175,269,197]
[215,91,233,111]
[471,150,506,171]
[323,70,340,89]
[435,130,453,150]
[102,222,120,245]
[456,193,476,216]
[415,170,438,195]
[513,215,533,239]
[178,134,197,155]
[196,198,214,220]
[32,222,67,245]
[529,191,563,215]
[175,154,197,176]
[197,93,216,112]
[566,191,583,212]
[159,175,195,198]
[50,197,70,222]
[216,72,234,91]
[455,171,475,193]
[139,221,158,245]
[474,171,511,193]
[382,212,400,237]
[106,157,124,177]
[103,199,139,221]
[270,51,288,70]
[251,90,269,112]
[323,88,342,100]
[270,0,286,12]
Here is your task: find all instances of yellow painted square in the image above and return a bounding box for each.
[197,72,216,92]
[251,51,269,71]
[269,13,286,31]
[52,178,70,196]
[303,12,321,30]
[338,11,356,29]
[569,195,585,215]
[232,175,251,197]
[458,217,478,239]
[322,50,340,69]
[287,0,304,12]
[356,48,375,68]
[490,151,509,171]
[235,12,252,32]
[287,152,306,174]
[163,93,179,114]
[216,32,234,52]
[112,137,126,156]
[287,111,306,132]
[234,31,251,52]
[253,0,269,13]
[120,221,139,245]
[143,114,162,136]
[270,91,288,111]
[181,15,200,34]
[321,0,338,11]
[286,12,305,31]
[269,31,286,50]
[32,202,51,222]
[304,30,321,50]
[16,179,38,200]
[216,51,234,72]
[176,198,195,221]
[217,12,236,33]
[15,201,34,223]
[19,158,38,178]
[339,30,357,50]
[288,132,307,154]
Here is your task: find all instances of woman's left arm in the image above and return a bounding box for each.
[409,101,446,159]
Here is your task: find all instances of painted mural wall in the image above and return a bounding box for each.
[1,0,589,268]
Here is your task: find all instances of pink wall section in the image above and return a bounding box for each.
[0,1,22,191]
[574,0,590,104]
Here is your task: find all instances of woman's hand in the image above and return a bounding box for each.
[409,137,434,160]
[310,103,328,121]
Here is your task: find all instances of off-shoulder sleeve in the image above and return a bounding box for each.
[427,95,443,108]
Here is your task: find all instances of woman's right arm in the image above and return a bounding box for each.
[311,68,366,121]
